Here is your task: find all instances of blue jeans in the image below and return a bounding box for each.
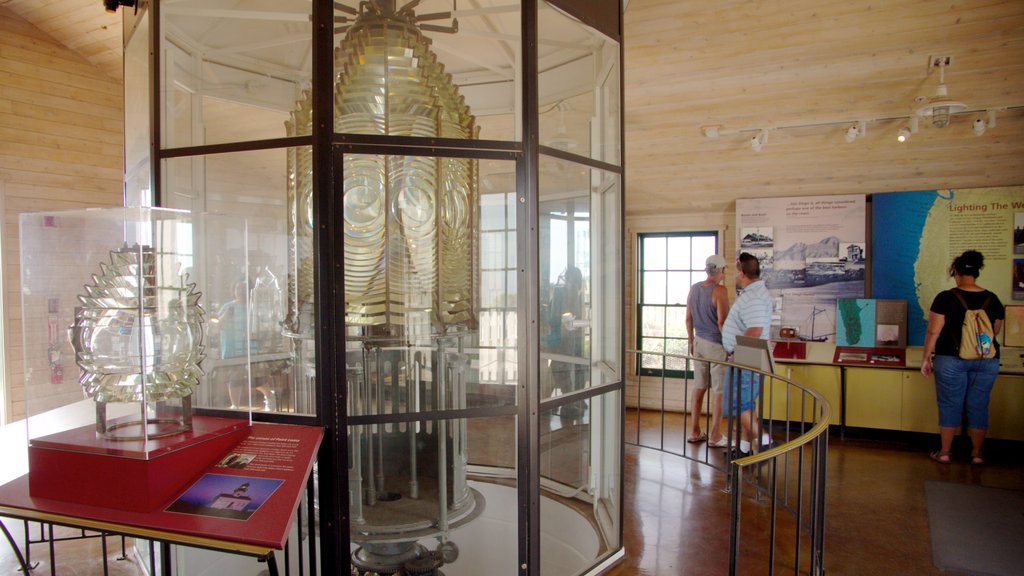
[723,367,761,415]
[932,354,1000,429]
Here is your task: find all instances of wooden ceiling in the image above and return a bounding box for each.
[5,0,1024,216]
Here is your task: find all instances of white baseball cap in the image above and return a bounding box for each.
[705,254,727,272]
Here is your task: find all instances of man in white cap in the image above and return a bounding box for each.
[685,254,731,446]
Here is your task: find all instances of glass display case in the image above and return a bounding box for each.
[19,208,251,505]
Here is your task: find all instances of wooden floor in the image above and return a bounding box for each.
[2,424,1022,575]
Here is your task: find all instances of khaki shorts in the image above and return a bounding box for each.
[693,336,727,393]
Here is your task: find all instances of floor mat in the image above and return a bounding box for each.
[925,480,1024,576]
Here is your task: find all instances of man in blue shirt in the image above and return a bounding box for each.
[721,252,773,456]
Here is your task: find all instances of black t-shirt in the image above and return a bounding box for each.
[929,288,1005,357]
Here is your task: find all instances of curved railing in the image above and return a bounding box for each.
[626,349,830,576]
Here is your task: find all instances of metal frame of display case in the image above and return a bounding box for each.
[122,1,626,574]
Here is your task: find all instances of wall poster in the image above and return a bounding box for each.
[736,194,866,342]
[872,186,1023,345]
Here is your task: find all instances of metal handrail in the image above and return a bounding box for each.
[627,348,830,576]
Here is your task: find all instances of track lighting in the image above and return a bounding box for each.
[973,110,997,136]
[750,130,768,152]
[897,127,912,142]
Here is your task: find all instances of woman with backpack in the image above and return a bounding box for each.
[920,250,1004,465]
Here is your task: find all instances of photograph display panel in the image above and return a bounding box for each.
[736,195,867,343]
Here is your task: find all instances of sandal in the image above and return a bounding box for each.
[929,450,951,464]
[686,432,707,443]
[708,436,730,448]
[971,453,984,466]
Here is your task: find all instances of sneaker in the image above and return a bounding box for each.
[728,448,751,459]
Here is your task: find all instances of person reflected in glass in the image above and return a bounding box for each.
[920,250,1004,465]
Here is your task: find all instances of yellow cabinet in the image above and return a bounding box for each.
[772,363,842,425]
[989,375,1024,441]
[845,367,902,430]
[901,371,939,433]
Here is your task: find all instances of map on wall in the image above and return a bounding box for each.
[872,187,1023,345]
[835,298,907,348]
[736,195,866,342]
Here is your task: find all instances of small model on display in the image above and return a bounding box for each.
[69,243,206,439]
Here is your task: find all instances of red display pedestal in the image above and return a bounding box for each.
[28,416,250,512]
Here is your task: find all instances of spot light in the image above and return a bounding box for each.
[897,128,912,142]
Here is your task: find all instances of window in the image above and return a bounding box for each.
[637,231,718,377]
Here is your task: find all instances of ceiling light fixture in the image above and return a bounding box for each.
[917,56,967,128]
[750,130,768,152]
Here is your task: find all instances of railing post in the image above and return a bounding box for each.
[728,461,741,576]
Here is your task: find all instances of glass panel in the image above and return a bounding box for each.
[641,305,665,338]
[643,235,666,271]
[642,271,666,305]
[667,271,690,305]
[640,340,666,370]
[340,155,518,412]
[539,390,622,575]
[538,1,621,165]
[164,147,308,414]
[693,234,718,264]
[160,1,312,148]
[665,307,687,338]
[666,236,690,270]
[540,155,621,394]
[665,338,688,372]
[332,0,520,142]
[124,9,150,206]
[349,415,518,575]
[590,172,621,387]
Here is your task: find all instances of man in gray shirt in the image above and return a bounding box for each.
[685,255,731,446]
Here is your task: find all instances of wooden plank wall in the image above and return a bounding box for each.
[0,7,123,424]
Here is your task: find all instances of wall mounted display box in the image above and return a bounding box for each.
[20,207,251,511]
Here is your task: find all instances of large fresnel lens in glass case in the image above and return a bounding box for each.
[287,2,482,572]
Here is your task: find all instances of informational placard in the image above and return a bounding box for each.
[736,194,866,342]
[872,187,1023,345]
